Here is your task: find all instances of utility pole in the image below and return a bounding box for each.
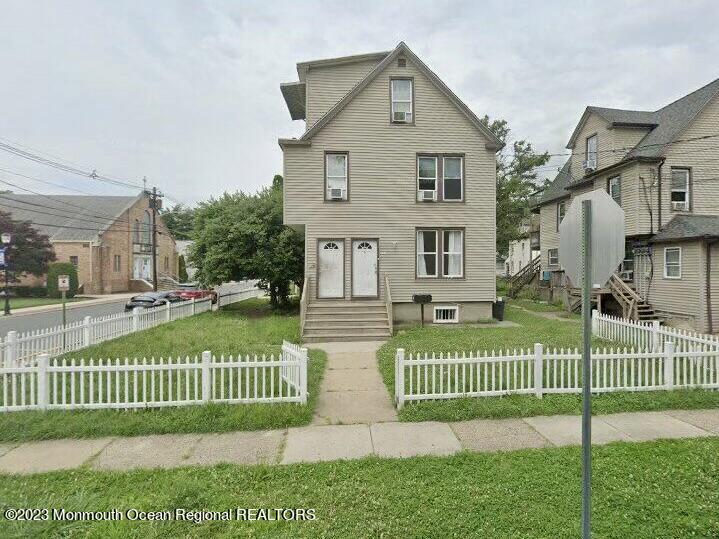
[150,187,159,292]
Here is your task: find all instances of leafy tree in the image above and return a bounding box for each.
[480,116,550,257]
[178,255,188,282]
[190,175,303,307]
[0,210,55,281]
[46,262,79,298]
[160,203,195,240]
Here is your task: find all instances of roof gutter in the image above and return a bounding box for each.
[656,158,665,231]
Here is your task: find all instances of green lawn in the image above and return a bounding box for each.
[1,438,717,537]
[378,306,719,422]
[511,297,565,312]
[0,298,326,442]
[7,296,92,310]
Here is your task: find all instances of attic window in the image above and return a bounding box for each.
[397,58,406,67]
[390,78,413,123]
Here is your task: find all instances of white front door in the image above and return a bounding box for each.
[352,239,378,297]
[318,240,344,298]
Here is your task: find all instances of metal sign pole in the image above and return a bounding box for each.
[581,199,592,538]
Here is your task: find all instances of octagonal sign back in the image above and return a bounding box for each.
[558,189,625,288]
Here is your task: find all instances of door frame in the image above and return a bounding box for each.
[350,237,380,299]
[316,238,345,299]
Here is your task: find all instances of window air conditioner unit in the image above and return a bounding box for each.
[419,189,436,201]
[584,160,596,171]
[393,111,412,123]
[671,201,687,211]
[329,188,345,200]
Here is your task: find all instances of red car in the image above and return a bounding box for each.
[175,284,218,304]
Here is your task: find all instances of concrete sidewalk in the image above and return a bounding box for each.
[310,341,397,425]
[0,409,716,475]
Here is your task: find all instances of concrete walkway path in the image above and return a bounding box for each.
[0,409,716,475]
[309,341,398,425]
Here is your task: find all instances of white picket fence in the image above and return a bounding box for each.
[0,341,308,412]
[593,311,719,352]
[395,342,719,408]
[0,284,264,368]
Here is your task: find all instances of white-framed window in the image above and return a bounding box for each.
[417,156,437,200]
[670,168,690,211]
[443,156,463,201]
[433,305,458,323]
[442,229,463,277]
[608,175,621,205]
[663,247,681,279]
[585,134,597,169]
[325,153,348,200]
[391,79,413,123]
[548,248,559,267]
[556,201,566,231]
[416,229,438,277]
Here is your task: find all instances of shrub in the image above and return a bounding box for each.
[46,263,79,298]
[178,255,188,283]
[10,286,47,297]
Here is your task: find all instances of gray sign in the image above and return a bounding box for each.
[559,189,625,288]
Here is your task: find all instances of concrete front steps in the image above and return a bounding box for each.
[303,300,391,342]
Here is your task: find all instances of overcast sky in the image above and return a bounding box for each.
[1,0,718,206]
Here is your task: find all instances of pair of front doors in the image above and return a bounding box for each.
[317,239,378,298]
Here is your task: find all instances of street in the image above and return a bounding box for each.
[0,299,130,335]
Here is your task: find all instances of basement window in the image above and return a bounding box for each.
[434,305,458,323]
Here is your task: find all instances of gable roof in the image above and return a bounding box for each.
[627,77,719,160]
[566,78,719,159]
[534,159,573,207]
[650,214,719,243]
[0,193,141,241]
[291,42,504,151]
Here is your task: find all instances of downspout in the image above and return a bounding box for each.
[656,159,665,231]
[707,239,715,334]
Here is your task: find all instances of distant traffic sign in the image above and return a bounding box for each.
[559,189,625,288]
[58,275,70,292]
[0,248,5,269]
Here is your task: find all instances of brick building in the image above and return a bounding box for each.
[7,192,178,294]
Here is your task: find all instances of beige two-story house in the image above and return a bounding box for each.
[280,42,503,341]
[534,78,719,333]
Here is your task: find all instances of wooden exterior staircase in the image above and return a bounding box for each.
[507,256,540,298]
[607,274,657,321]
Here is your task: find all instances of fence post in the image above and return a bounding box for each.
[396,348,405,409]
[299,347,308,404]
[191,298,196,315]
[664,341,675,390]
[591,310,598,334]
[201,350,212,403]
[83,316,92,347]
[165,301,171,322]
[37,353,49,410]
[132,307,140,332]
[652,320,661,352]
[5,330,17,366]
[534,343,544,398]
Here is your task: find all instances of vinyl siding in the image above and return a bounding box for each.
[660,94,719,226]
[283,58,496,304]
[647,241,705,329]
[305,59,382,128]
[539,203,562,271]
[569,113,612,179]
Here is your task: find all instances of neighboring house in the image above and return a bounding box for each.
[506,217,540,276]
[6,191,178,294]
[533,77,719,332]
[280,42,503,341]
[176,240,196,281]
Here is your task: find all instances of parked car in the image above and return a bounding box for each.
[124,291,186,312]
[175,283,218,304]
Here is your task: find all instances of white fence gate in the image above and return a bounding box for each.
[395,342,719,408]
[0,341,307,412]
